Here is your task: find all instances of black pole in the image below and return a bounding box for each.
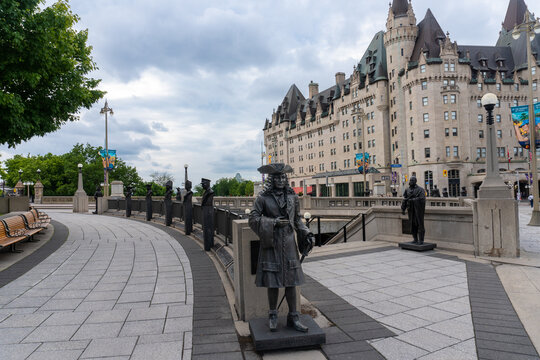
[343,225,347,243]
[362,213,366,242]
[317,216,321,247]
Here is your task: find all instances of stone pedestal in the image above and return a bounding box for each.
[95,197,108,215]
[73,190,89,213]
[73,170,88,213]
[110,181,124,198]
[34,181,44,204]
[249,315,325,351]
[473,198,519,257]
[373,183,386,196]
[233,220,300,322]
[15,180,24,197]
[399,242,436,252]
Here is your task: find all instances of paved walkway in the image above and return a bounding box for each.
[0,212,193,360]
[519,203,540,253]
[303,248,539,360]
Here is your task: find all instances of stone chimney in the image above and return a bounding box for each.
[308,81,319,99]
[335,72,345,84]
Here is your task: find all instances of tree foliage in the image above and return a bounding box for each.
[0,0,104,147]
[211,177,254,196]
[2,143,144,196]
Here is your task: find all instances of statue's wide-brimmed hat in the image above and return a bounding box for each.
[257,163,293,175]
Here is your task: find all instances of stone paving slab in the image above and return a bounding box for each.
[0,212,194,359]
[303,247,540,360]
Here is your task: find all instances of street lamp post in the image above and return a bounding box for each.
[184,164,188,184]
[479,93,512,199]
[100,100,114,198]
[512,10,540,225]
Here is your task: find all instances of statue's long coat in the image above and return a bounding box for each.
[248,191,310,288]
[401,185,426,231]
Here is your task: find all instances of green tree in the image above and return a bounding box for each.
[0,0,104,147]
[193,185,204,196]
[211,177,255,196]
[2,143,145,196]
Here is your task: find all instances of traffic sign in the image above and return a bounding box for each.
[443,169,448,177]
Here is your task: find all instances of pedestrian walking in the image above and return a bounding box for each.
[529,194,534,208]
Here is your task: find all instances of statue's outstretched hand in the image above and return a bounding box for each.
[275,217,290,227]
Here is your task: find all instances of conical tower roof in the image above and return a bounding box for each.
[392,0,409,17]
[502,0,528,31]
[410,9,446,61]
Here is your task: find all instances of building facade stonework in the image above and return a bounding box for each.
[263,0,539,198]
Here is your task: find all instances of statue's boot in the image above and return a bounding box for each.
[411,234,418,244]
[418,231,425,245]
[268,310,278,332]
[287,312,308,333]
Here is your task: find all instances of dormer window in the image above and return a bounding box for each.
[481,60,487,67]
[501,72,505,79]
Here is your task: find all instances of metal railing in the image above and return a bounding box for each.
[107,199,246,246]
[334,212,366,244]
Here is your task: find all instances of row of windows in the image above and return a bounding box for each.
[475,147,507,158]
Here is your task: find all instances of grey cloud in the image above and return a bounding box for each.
[151,122,168,132]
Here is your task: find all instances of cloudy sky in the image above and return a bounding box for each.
[0,0,533,184]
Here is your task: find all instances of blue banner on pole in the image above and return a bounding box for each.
[99,150,117,170]
[355,152,370,173]
[511,103,540,149]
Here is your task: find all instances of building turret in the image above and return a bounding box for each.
[384,0,418,69]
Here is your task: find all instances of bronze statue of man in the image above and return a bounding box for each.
[164,180,173,226]
[401,176,426,244]
[145,184,153,221]
[125,186,133,218]
[93,185,103,214]
[201,178,214,251]
[248,163,314,333]
[183,180,193,235]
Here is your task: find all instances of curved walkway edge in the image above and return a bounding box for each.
[0,220,68,288]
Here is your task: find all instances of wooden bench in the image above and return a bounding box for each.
[21,211,48,229]
[0,220,28,252]
[3,216,42,240]
[30,208,50,224]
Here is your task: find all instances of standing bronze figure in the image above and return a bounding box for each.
[93,185,103,214]
[401,176,426,244]
[183,180,193,235]
[176,187,182,201]
[248,163,314,333]
[145,184,153,221]
[201,178,214,251]
[125,186,133,218]
[164,180,173,226]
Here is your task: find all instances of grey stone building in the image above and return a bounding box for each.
[263,0,539,198]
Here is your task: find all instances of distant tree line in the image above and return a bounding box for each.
[1,144,255,198]
[2,143,151,196]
